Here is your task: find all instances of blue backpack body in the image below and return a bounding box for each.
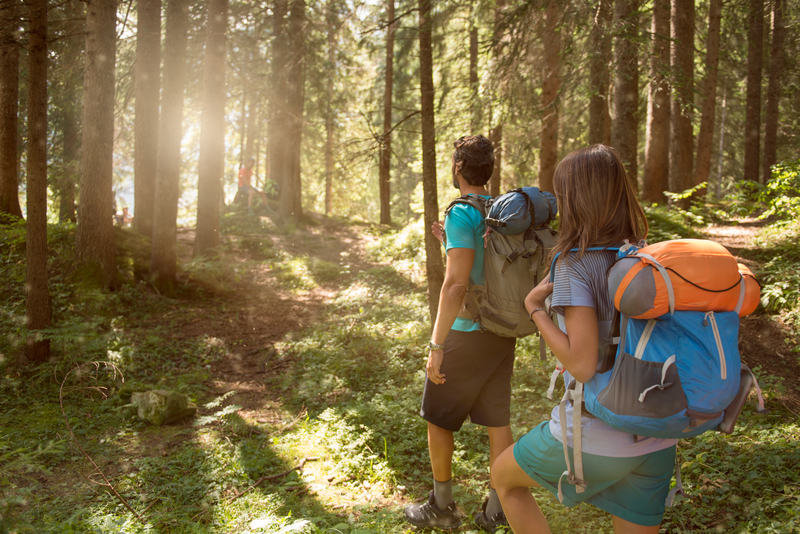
[583,310,741,438]
[548,242,765,505]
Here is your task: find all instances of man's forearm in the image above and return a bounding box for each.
[431,281,467,344]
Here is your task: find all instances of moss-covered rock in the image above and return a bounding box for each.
[130,390,196,425]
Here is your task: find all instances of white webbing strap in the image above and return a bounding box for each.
[665,453,684,507]
[734,273,746,315]
[572,382,585,493]
[638,355,677,403]
[557,384,587,503]
[547,361,565,400]
[637,253,675,314]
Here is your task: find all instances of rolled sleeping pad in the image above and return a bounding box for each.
[485,187,557,235]
[607,239,761,319]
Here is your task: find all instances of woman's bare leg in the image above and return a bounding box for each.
[612,515,661,534]
[491,445,551,534]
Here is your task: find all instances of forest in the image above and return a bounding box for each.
[1,0,800,532]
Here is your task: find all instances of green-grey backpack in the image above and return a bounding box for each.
[444,187,558,339]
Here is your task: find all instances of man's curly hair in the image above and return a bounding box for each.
[452,135,494,186]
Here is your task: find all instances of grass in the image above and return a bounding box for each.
[1,206,799,533]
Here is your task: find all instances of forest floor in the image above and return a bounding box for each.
[197,212,800,430]
[704,217,800,414]
[6,209,799,533]
[175,215,383,427]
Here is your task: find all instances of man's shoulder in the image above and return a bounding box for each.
[446,195,487,220]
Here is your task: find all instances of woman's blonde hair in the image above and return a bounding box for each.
[550,144,648,263]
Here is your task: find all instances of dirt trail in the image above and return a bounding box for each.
[703,218,800,414]
[194,213,799,423]
[192,214,380,420]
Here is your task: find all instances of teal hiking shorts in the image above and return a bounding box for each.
[513,422,677,527]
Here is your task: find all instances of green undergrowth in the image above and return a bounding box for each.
[1,210,799,533]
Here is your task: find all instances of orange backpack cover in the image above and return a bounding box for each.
[607,239,760,319]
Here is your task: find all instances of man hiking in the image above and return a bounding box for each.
[404,135,516,533]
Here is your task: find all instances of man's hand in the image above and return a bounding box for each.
[431,220,444,245]
[426,349,446,384]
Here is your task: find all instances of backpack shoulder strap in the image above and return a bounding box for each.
[444,194,488,218]
[549,245,623,283]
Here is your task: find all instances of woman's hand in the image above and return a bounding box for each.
[525,276,553,314]
[426,349,446,384]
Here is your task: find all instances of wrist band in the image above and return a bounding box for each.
[530,307,545,321]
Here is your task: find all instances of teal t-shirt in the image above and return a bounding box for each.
[444,195,490,332]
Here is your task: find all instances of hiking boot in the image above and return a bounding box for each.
[474,498,509,533]
[404,490,462,530]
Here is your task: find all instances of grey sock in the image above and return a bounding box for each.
[485,488,503,518]
[433,478,453,509]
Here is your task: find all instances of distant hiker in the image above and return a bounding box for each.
[404,135,516,532]
[115,206,131,227]
[238,157,271,215]
[491,144,677,534]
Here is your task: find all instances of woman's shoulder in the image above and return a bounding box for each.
[556,249,616,276]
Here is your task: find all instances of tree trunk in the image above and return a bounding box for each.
[419,0,444,323]
[25,0,50,363]
[60,99,78,223]
[669,0,694,205]
[489,0,505,196]
[743,0,764,183]
[489,124,502,195]
[611,0,640,186]
[324,0,336,216]
[469,21,480,133]
[589,0,612,145]
[287,0,305,218]
[643,0,670,203]
[239,86,247,164]
[245,94,257,162]
[76,0,117,288]
[150,0,189,291]
[194,0,228,257]
[715,84,728,198]
[133,0,161,237]
[0,2,22,220]
[539,0,560,194]
[379,0,394,225]
[270,0,290,219]
[693,0,722,191]
[58,1,81,225]
[763,0,784,182]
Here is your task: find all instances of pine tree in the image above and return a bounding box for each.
[133,0,161,237]
[743,0,764,183]
[763,0,785,182]
[589,0,612,146]
[0,2,22,220]
[669,0,694,204]
[76,0,117,287]
[643,0,670,203]
[419,0,443,322]
[195,0,229,256]
[611,0,640,185]
[379,0,394,225]
[25,0,50,363]
[694,0,722,190]
[539,0,560,193]
[150,0,189,290]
